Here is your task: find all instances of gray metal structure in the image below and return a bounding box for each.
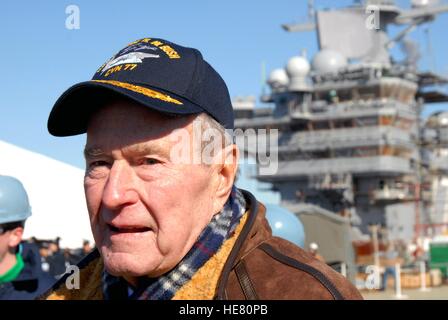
[234,0,448,244]
[292,203,357,282]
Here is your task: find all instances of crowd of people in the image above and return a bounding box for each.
[0,176,89,299]
[0,178,93,300]
[30,238,93,279]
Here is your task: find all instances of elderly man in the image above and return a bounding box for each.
[43,38,361,300]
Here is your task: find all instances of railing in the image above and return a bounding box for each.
[259,156,412,179]
[372,188,413,201]
[430,156,448,171]
[285,126,414,151]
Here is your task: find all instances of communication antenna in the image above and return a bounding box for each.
[307,0,315,21]
[261,60,267,96]
[424,25,437,72]
[399,37,421,68]
[282,0,316,32]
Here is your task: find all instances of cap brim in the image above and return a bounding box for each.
[48,80,204,137]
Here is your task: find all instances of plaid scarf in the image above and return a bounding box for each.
[102,186,246,300]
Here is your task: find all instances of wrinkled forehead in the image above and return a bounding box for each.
[86,99,197,148]
[88,98,195,132]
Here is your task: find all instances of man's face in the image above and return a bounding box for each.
[0,225,22,264]
[84,100,225,282]
[49,243,58,253]
[39,247,49,258]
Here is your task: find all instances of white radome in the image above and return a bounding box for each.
[312,49,348,74]
[286,56,311,77]
[267,68,289,89]
[411,0,439,8]
[429,111,448,127]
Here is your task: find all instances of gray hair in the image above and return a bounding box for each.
[196,113,233,151]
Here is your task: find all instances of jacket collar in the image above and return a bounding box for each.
[216,189,271,299]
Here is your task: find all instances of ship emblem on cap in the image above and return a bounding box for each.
[100,51,159,74]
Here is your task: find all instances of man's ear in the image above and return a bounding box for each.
[8,227,24,249]
[212,144,239,213]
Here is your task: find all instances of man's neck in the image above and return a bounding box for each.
[0,251,17,276]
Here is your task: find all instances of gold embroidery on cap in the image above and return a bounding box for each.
[126,38,181,59]
[92,80,183,105]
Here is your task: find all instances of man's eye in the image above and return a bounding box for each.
[89,160,109,168]
[142,158,160,165]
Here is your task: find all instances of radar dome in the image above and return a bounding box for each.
[427,111,448,127]
[412,0,439,8]
[267,68,289,91]
[265,204,305,247]
[286,56,311,77]
[285,56,310,91]
[312,49,348,74]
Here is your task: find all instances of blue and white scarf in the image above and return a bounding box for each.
[102,186,246,300]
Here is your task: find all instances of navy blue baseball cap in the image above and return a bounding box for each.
[48,37,234,136]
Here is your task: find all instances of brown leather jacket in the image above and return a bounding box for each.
[216,190,363,300]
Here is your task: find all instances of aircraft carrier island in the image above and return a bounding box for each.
[233,0,448,290]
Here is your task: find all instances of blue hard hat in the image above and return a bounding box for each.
[0,175,32,224]
[264,203,305,248]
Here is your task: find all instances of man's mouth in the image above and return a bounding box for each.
[108,224,152,234]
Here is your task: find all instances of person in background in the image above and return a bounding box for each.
[68,240,94,266]
[412,240,425,265]
[380,241,402,291]
[309,242,325,263]
[38,242,52,274]
[0,175,54,299]
[47,239,67,279]
[82,240,92,256]
[63,248,75,267]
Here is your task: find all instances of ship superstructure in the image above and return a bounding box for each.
[233,0,448,242]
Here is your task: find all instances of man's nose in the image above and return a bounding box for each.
[102,160,139,210]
